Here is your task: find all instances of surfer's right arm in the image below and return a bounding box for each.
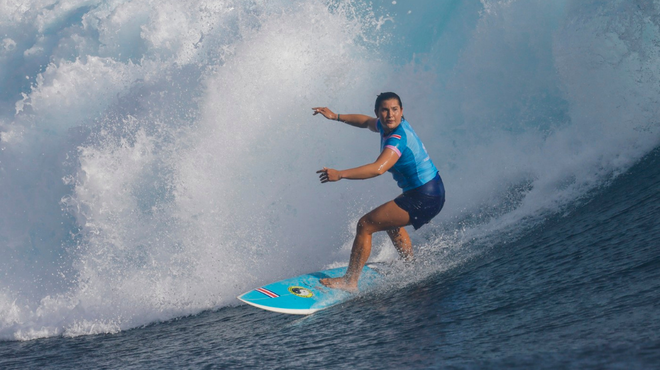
[312,107,378,132]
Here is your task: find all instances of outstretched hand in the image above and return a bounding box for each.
[312,107,338,121]
[317,167,341,183]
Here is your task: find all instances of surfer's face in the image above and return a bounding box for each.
[376,98,403,132]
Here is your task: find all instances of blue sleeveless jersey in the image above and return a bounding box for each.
[377,119,439,192]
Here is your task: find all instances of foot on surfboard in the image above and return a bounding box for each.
[320,277,359,293]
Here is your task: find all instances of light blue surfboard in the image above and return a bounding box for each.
[237,264,384,315]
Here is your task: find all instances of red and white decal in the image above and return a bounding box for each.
[255,287,279,298]
[388,134,401,140]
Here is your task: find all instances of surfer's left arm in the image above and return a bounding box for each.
[317,148,399,183]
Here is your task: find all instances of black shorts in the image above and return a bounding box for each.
[394,173,445,230]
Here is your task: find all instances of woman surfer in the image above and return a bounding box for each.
[313,92,445,292]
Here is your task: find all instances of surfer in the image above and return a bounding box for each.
[313,92,445,292]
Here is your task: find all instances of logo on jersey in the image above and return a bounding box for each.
[288,286,314,298]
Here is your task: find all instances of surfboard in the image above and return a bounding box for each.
[237,264,384,315]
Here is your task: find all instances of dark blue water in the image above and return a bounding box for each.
[2,148,658,369]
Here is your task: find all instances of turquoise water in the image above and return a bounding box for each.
[1,0,660,368]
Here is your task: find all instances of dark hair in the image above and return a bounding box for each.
[374,92,403,113]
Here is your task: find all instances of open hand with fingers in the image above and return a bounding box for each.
[317,167,341,183]
[312,107,338,121]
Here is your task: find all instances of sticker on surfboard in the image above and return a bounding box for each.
[288,286,313,298]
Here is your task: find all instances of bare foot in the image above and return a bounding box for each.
[320,277,359,293]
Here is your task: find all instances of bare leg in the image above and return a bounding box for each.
[387,227,413,261]
[321,200,410,292]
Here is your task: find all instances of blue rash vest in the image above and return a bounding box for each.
[377,118,439,192]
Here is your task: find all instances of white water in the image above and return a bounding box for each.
[1,0,659,340]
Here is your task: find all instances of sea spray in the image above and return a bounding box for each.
[0,0,388,340]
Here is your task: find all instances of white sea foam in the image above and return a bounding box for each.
[1,0,659,340]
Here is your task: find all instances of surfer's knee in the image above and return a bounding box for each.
[356,215,378,235]
[386,227,402,238]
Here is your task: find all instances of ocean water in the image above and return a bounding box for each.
[1,0,660,368]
